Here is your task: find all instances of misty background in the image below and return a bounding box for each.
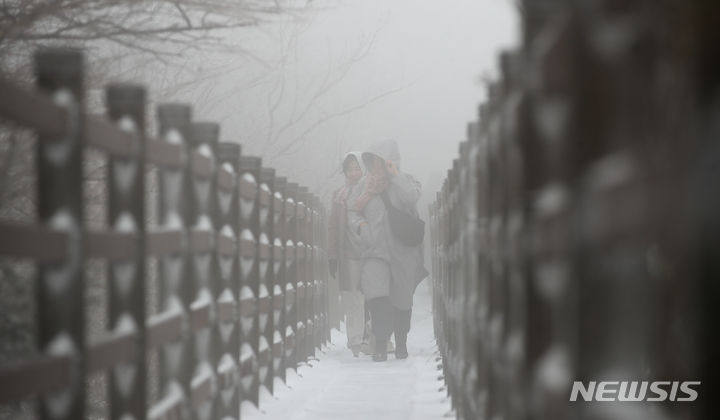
[94,0,519,206]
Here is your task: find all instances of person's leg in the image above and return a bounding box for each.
[341,290,365,356]
[361,305,372,354]
[393,306,412,359]
[366,296,392,361]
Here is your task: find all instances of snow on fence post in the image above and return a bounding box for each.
[34,48,87,420]
[316,195,326,347]
[106,83,148,419]
[317,198,331,346]
[215,142,242,417]
[156,103,194,418]
[499,51,526,420]
[188,121,220,418]
[429,5,720,420]
[456,141,470,420]
[0,46,332,419]
[271,176,288,382]
[292,187,305,364]
[258,167,276,393]
[307,192,319,356]
[295,186,311,362]
[305,194,318,357]
[283,182,299,371]
[237,155,261,406]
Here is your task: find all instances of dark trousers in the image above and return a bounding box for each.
[366,296,412,349]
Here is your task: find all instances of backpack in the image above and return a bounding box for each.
[380,191,425,247]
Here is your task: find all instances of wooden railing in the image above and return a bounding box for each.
[429,2,718,420]
[0,48,335,420]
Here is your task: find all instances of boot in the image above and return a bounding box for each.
[395,334,408,359]
[372,338,388,362]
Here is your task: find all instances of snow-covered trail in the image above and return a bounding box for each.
[242,287,454,420]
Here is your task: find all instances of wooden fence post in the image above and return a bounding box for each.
[308,195,319,355]
[238,155,261,406]
[216,142,241,418]
[106,83,147,420]
[189,122,220,419]
[156,103,193,419]
[317,198,331,346]
[271,176,287,382]
[295,187,310,362]
[259,167,276,393]
[1,46,333,420]
[34,48,86,420]
[283,182,299,371]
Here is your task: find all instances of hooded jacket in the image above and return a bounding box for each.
[348,140,429,309]
[328,152,365,291]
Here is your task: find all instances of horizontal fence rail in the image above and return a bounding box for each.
[430,2,719,420]
[0,48,337,420]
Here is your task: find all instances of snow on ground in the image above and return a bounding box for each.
[242,287,454,420]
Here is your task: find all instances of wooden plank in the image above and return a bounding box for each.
[145,139,182,169]
[217,360,237,391]
[0,222,68,262]
[257,295,271,314]
[85,230,136,260]
[85,114,134,157]
[87,328,138,373]
[190,151,212,179]
[259,240,271,260]
[146,310,183,349]
[190,229,213,253]
[217,166,234,193]
[190,300,211,331]
[217,300,236,323]
[259,185,272,207]
[0,354,72,403]
[0,76,66,136]
[240,296,257,318]
[239,236,256,258]
[239,174,257,201]
[273,293,284,311]
[147,388,183,420]
[147,230,183,257]
[190,373,213,408]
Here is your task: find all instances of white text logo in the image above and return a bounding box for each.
[569,381,700,402]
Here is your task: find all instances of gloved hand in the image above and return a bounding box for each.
[329,259,338,277]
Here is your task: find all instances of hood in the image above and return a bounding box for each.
[340,151,364,174]
[362,139,401,168]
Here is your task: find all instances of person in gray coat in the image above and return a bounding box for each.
[348,140,429,361]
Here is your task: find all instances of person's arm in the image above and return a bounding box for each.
[349,199,385,252]
[347,180,373,246]
[390,172,421,206]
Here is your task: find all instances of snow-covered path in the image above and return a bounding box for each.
[242,287,454,420]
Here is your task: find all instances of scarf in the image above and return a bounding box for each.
[353,170,389,211]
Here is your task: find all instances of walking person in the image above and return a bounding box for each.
[349,140,428,362]
[328,152,367,357]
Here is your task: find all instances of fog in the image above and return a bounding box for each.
[2,2,717,419]
[149,0,519,204]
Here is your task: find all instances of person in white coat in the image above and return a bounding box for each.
[327,153,367,356]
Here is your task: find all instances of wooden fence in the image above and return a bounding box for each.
[430,2,718,420]
[0,48,336,420]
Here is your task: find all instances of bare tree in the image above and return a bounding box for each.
[0,0,308,81]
